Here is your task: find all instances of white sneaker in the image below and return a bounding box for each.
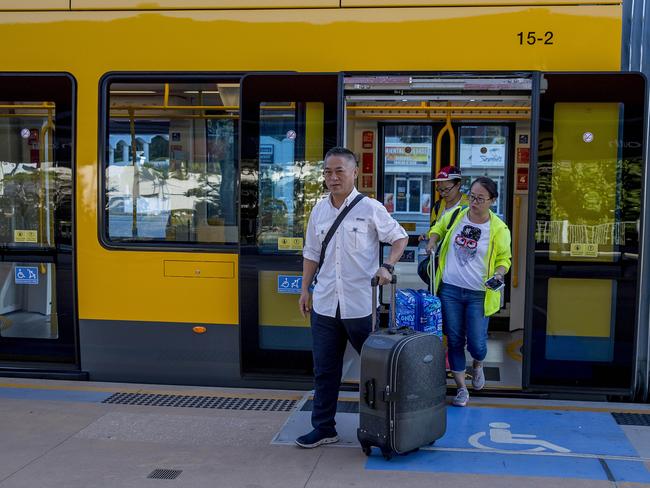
[472,366,485,390]
[452,387,469,407]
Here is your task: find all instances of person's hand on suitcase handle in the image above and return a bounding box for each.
[371,273,397,287]
[426,233,440,255]
[375,264,393,286]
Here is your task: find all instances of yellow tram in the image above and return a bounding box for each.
[0,0,646,399]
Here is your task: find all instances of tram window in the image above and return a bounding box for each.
[535,103,634,263]
[257,101,325,253]
[0,101,71,248]
[458,125,509,221]
[104,81,239,245]
[382,125,433,234]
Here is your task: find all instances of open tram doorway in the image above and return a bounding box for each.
[340,73,646,399]
[341,75,529,392]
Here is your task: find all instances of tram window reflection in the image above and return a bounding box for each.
[104,81,239,245]
[535,102,640,263]
[257,101,325,254]
[0,101,71,249]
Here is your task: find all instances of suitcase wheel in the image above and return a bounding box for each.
[381,448,393,461]
[361,444,372,457]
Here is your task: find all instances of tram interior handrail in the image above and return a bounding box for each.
[513,195,521,288]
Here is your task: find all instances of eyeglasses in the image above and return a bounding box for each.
[468,193,491,204]
[436,183,457,195]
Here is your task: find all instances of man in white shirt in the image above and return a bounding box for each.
[296,147,408,448]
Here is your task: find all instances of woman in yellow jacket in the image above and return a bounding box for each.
[426,176,511,407]
[418,166,469,285]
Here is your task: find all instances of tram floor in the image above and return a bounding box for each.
[0,311,56,339]
[0,378,649,487]
[342,329,524,391]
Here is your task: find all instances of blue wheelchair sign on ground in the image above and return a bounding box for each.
[15,266,39,285]
[277,275,302,294]
[366,406,650,483]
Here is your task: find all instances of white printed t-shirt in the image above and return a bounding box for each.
[442,214,491,291]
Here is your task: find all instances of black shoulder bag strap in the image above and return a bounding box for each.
[431,199,442,225]
[431,207,462,255]
[437,206,463,251]
[447,206,462,230]
[313,194,365,285]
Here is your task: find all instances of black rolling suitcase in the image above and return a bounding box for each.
[357,275,447,460]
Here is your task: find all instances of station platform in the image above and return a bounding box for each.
[0,378,650,487]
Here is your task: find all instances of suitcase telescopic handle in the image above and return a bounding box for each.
[429,249,437,297]
[370,274,397,332]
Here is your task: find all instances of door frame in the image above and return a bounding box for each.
[522,71,647,397]
[238,72,342,377]
[0,73,79,369]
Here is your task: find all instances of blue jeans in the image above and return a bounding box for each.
[439,283,489,373]
[310,307,371,435]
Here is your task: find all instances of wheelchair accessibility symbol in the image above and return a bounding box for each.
[277,275,302,294]
[15,266,39,285]
[469,422,570,453]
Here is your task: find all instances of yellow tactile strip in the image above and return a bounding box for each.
[3,381,649,415]
[0,382,302,402]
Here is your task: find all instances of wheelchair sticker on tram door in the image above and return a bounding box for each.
[277,275,302,294]
[15,266,39,285]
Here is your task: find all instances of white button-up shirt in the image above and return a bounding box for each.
[303,188,408,319]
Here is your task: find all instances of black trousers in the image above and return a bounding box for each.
[310,306,371,435]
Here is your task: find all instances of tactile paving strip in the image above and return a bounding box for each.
[611,412,650,426]
[102,392,297,412]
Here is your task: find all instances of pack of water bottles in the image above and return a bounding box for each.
[395,288,443,338]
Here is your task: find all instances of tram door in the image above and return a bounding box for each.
[524,73,646,395]
[378,123,514,301]
[0,75,76,367]
[239,74,339,376]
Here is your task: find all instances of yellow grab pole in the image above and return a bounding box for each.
[513,195,521,288]
[434,108,456,203]
[129,108,139,238]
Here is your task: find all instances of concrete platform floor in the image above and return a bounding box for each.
[0,377,649,487]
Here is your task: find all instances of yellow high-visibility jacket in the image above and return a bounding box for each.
[428,208,511,316]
